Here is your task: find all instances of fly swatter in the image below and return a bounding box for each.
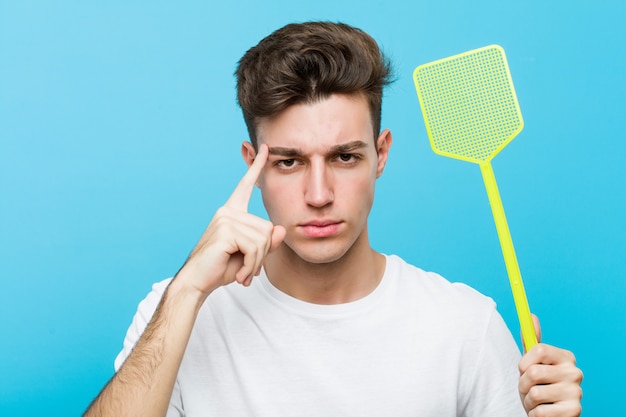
[413,45,537,350]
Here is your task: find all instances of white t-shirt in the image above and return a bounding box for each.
[115,255,526,417]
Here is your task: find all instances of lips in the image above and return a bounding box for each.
[299,220,342,238]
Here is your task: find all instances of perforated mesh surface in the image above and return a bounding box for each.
[414,45,523,163]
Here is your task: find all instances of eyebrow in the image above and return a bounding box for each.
[268,140,369,157]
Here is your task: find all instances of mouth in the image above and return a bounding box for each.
[298,220,343,238]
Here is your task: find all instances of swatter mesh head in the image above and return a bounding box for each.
[414,45,523,163]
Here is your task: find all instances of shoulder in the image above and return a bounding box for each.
[384,254,496,317]
[135,278,173,317]
[384,254,519,354]
[387,255,495,306]
[113,277,173,370]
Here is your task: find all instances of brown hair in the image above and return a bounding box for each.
[235,21,393,148]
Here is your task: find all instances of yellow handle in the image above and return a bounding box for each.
[480,162,537,350]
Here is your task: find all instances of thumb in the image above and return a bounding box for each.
[522,314,542,353]
[532,313,542,343]
[269,225,286,252]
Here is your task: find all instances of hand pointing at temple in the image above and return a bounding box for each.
[175,144,286,296]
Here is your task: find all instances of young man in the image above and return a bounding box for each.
[84,22,582,417]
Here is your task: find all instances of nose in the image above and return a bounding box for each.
[304,159,334,208]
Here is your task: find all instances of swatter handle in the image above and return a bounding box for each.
[479,162,538,351]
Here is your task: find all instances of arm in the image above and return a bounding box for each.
[84,278,205,417]
[84,144,285,417]
[518,316,583,417]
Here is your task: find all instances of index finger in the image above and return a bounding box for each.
[225,143,269,210]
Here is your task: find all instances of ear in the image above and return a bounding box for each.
[241,141,256,168]
[375,129,392,178]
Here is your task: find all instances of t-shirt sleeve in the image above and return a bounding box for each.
[463,308,527,417]
[112,278,184,417]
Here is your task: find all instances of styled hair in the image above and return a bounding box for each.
[235,21,393,148]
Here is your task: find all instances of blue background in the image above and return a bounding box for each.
[1,1,624,415]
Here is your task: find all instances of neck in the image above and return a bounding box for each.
[263,233,385,305]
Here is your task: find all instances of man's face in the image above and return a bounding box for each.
[244,93,391,265]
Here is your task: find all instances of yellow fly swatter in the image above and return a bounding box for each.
[413,45,537,350]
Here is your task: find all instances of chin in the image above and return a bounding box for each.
[282,238,353,265]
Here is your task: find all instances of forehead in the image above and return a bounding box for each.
[256,94,374,150]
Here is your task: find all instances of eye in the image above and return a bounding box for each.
[274,158,301,171]
[337,153,361,163]
[278,159,295,167]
